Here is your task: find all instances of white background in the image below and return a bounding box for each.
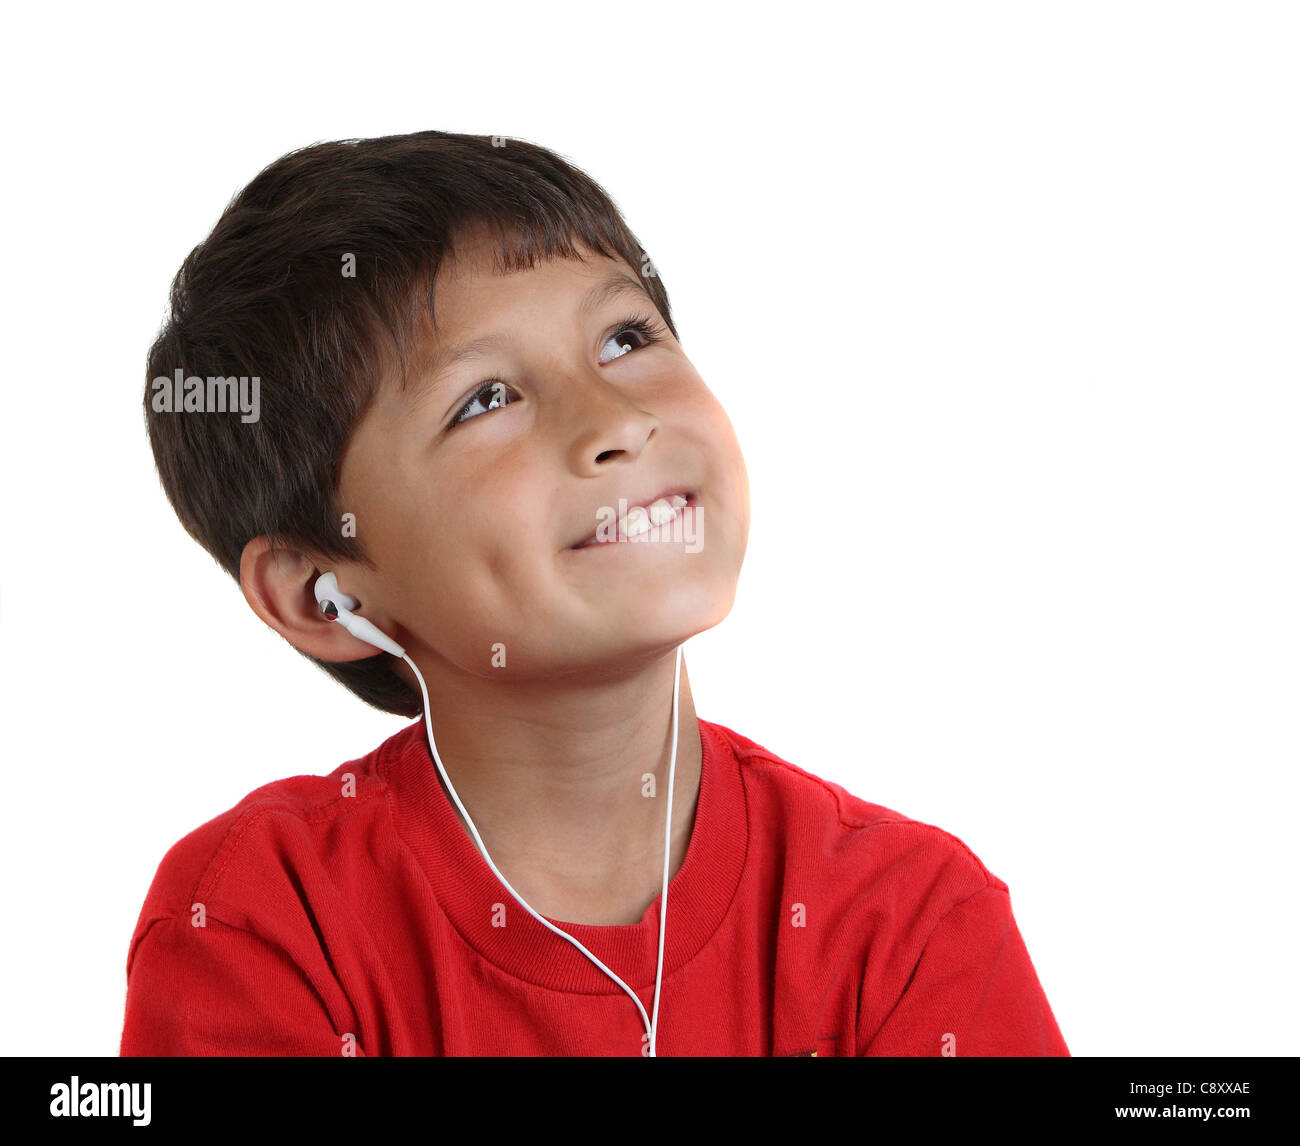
[1,1,1295,1057]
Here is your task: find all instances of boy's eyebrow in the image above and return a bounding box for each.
[406,270,655,409]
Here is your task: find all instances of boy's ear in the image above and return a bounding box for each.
[238,535,379,662]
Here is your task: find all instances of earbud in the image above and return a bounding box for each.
[313,572,406,657]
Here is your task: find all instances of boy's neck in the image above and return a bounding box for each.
[419,649,704,927]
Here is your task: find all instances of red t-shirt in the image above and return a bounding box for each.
[118,718,1069,1057]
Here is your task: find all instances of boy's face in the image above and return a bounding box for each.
[333,232,750,678]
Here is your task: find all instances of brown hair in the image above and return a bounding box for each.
[143,131,678,717]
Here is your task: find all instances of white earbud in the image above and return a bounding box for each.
[313,571,406,657]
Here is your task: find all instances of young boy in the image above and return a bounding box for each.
[121,130,1069,1057]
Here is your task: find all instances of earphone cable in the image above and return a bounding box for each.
[400,645,683,1057]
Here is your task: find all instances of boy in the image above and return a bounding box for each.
[122,130,1069,1057]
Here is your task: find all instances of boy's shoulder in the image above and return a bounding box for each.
[705,718,1008,896]
[127,727,405,934]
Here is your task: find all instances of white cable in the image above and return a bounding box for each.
[401,644,684,1058]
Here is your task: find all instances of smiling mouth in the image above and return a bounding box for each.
[568,489,699,549]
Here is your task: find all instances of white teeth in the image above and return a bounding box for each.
[619,493,689,538]
[647,498,677,525]
[624,506,652,537]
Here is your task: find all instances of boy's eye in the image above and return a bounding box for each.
[597,314,665,366]
[450,380,519,427]
[448,313,667,428]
